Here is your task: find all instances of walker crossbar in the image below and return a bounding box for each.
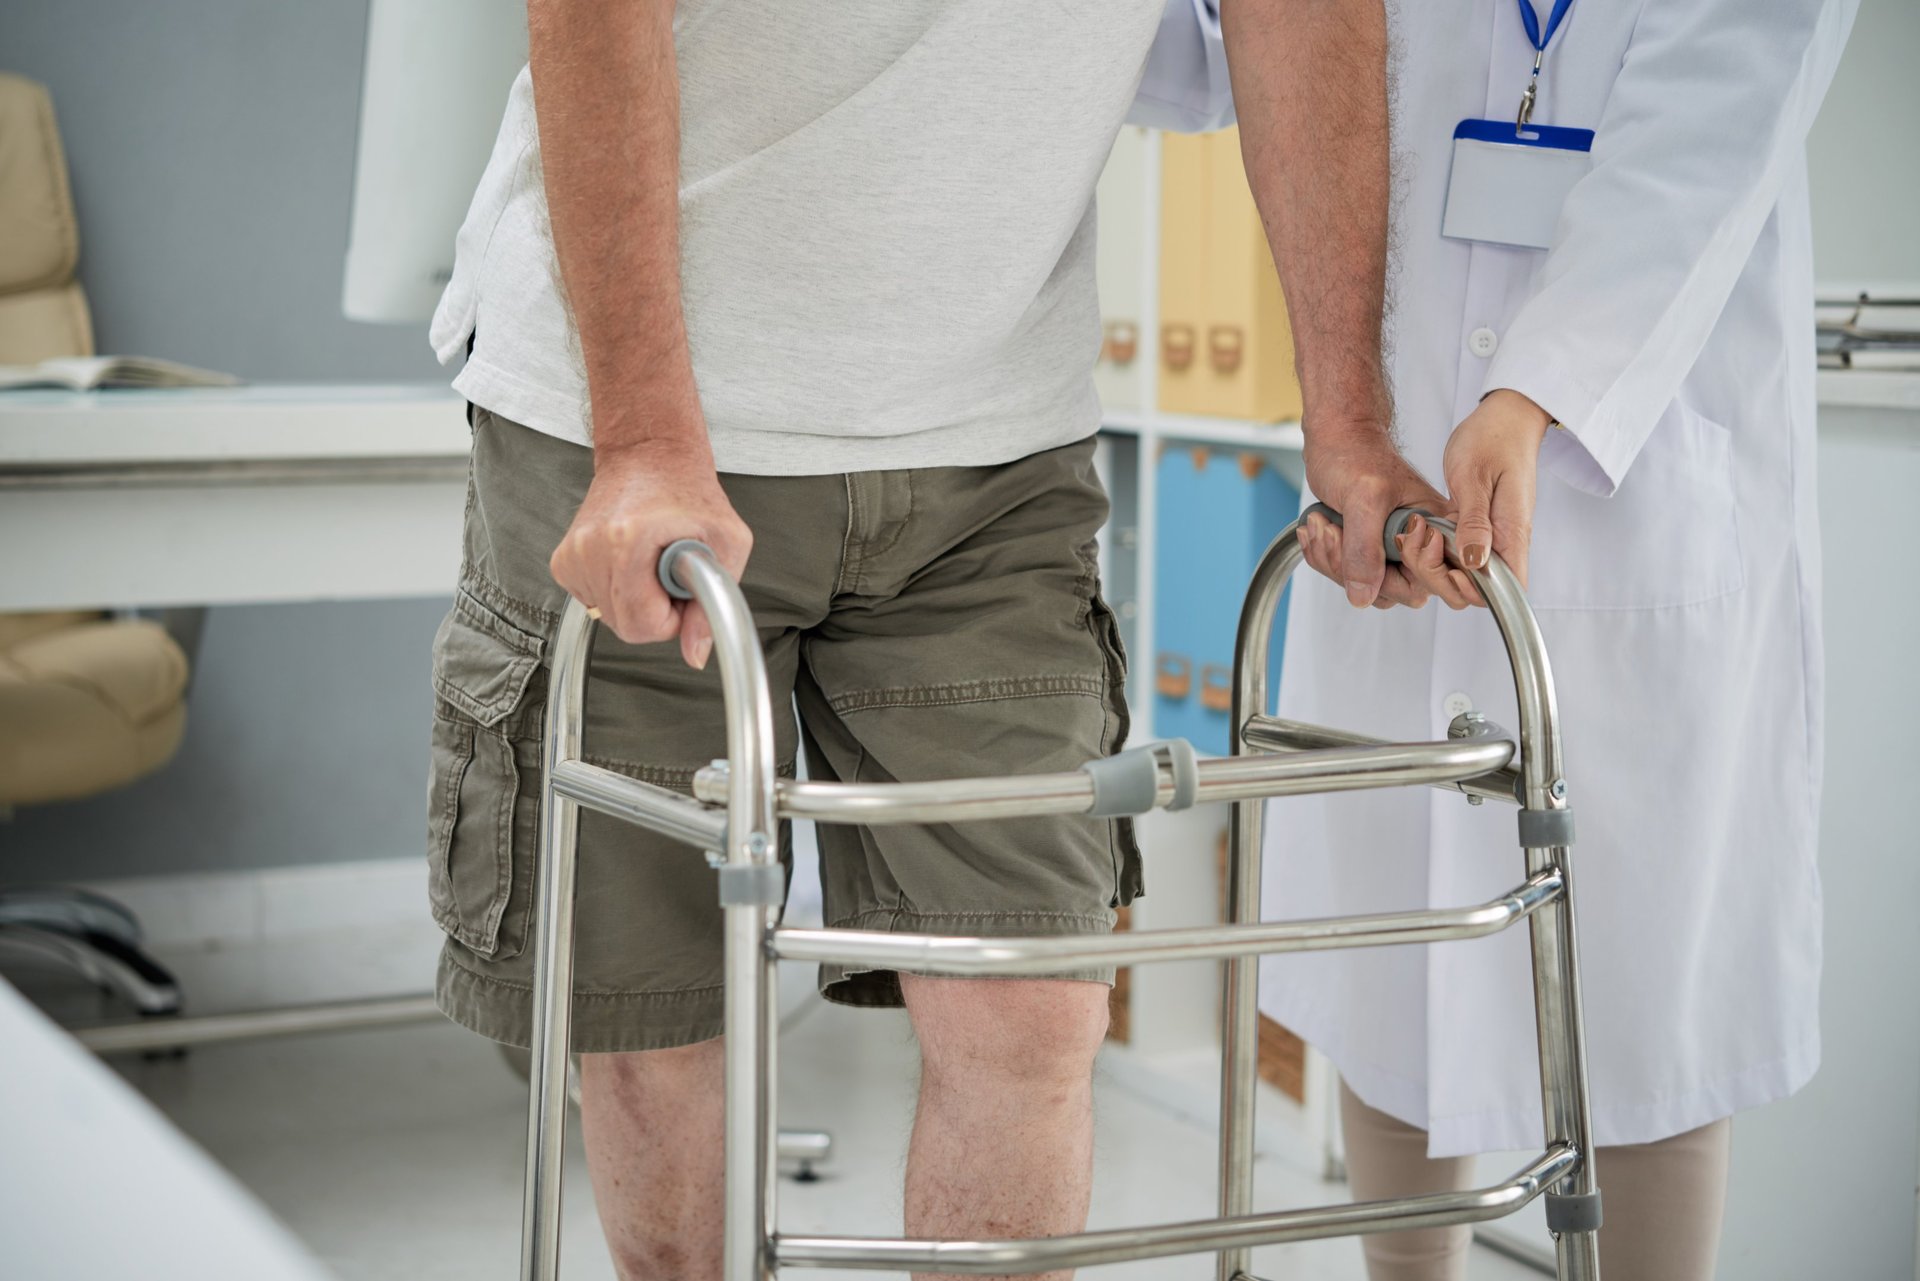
[686,733,1515,824]
[1243,713,1525,804]
[518,510,1602,1281]
[770,868,1562,975]
[772,1144,1578,1273]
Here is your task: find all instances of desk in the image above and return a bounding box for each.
[0,384,469,611]
[0,977,335,1280]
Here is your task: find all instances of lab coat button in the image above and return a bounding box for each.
[1443,691,1474,720]
[1467,327,1499,358]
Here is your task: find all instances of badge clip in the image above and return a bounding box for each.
[1516,47,1544,131]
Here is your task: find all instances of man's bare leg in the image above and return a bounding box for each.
[578,1041,725,1281]
[901,974,1110,1281]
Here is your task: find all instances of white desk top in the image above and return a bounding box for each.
[0,383,468,467]
[0,384,472,611]
[0,980,334,1280]
[1,375,1907,472]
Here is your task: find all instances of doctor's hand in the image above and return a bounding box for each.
[548,441,752,669]
[1430,389,1554,598]
[1299,425,1456,610]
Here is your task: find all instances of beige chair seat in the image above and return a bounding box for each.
[0,612,188,807]
[0,73,192,1027]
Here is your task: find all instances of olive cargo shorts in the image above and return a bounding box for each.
[429,409,1143,1052]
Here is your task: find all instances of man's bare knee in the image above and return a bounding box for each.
[579,1037,725,1104]
[575,1040,725,1281]
[902,976,1109,1089]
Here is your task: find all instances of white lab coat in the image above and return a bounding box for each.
[1247,0,1857,1156]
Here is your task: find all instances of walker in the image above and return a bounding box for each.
[517,504,1603,1280]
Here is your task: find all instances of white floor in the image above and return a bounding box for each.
[49,930,1543,1281]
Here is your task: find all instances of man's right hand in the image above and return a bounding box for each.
[1298,424,1461,610]
[549,441,753,669]
[530,1,743,666]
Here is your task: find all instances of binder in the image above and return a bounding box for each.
[1153,444,1300,754]
[1158,130,1303,423]
[1094,127,1150,412]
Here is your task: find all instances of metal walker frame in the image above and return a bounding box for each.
[519,504,1602,1280]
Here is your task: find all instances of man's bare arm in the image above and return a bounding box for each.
[1224,0,1440,608]
[529,0,749,664]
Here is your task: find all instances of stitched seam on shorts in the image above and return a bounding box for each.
[827,675,1107,714]
[462,569,562,632]
[837,472,863,595]
[481,729,515,947]
[582,754,796,792]
[829,908,1115,930]
[444,958,726,1002]
[1073,540,1100,627]
[865,468,913,562]
[1082,588,1121,899]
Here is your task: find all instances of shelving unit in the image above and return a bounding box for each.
[1081,129,1337,1170]
[1101,409,1304,451]
[1089,127,1307,737]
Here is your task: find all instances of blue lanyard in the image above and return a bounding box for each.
[1514,0,1575,128]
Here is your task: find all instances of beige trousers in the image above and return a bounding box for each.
[1339,1083,1732,1281]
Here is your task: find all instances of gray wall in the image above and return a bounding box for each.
[1714,405,1920,1279]
[0,0,443,382]
[4,600,447,877]
[2,0,451,881]
[1806,0,1920,292]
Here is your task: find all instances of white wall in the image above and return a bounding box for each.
[1715,400,1920,1280]
[1806,0,1920,293]
[1716,11,1920,1271]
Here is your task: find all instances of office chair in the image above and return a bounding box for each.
[0,72,191,1021]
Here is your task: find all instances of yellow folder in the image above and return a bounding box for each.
[1158,129,1302,423]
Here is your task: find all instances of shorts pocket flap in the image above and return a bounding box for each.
[432,589,545,726]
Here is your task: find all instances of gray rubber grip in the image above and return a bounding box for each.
[1545,1190,1604,1234]
[1162,738,1200,811]
[1301,502,1427,566]
[1084,746,1162,818]
[716,862,784,908]
[1518,806,1576,848]
[1084,740,1202,817]
[657,538,715,601]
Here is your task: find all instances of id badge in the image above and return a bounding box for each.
[1441,120,1594,250]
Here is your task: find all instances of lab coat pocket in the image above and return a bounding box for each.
[1527,401,1744,611]
[426,589,546,960]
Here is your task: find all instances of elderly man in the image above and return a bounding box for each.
[425,2,1395,1276]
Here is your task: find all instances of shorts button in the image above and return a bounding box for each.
[1467,327,1499,358]
[1442,691,1474,720]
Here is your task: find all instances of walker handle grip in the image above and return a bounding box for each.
[1300,503,1433,566]
[657,539,717,601]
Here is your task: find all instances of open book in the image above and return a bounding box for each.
[0,355,242,392]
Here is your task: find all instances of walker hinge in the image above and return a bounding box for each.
[1545,1188,1604,1233]
[1518,806,1576,848]
[717,861,784,908]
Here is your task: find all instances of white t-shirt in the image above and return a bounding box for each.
[430,0,1178,475]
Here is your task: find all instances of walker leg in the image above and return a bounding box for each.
[1213,545,1290,1281]
[521,792,584,1279]
[664,544,785,1281]
[521,602,594,1281]
[724,886,780,1280]
[1526,836,1601,1281]
[1217,793,1264,1281]
[1217,535,1299,1281]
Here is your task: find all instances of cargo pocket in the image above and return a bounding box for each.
[427,588,546,959]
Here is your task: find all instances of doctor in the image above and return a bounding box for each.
[1231,0,1857,1277]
